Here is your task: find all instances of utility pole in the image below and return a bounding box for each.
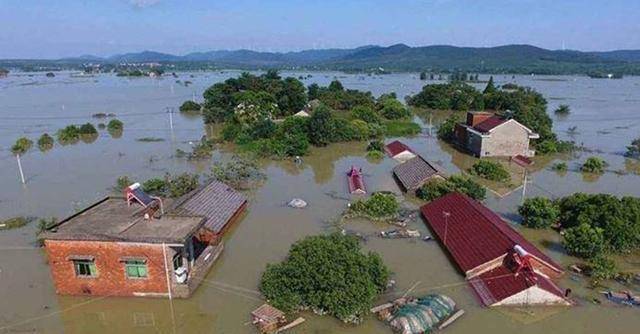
[521,169,532,204]
[16,154,25,184]
[167,107,174,131]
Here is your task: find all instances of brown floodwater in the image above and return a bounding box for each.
[1,72,639,333]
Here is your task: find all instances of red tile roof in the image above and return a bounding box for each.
[347,166,366,194]
[468,264,565,306]
[420,192,561,274]
[385,140,413,157]
[473,116,506,133]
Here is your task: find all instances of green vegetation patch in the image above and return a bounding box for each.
[259,233,389,323]
[0,217,30,230]
[210,155,266,190]
[37,133,54,151]
[11,137,33,155]
[416,175,486,202]
[348,193,400,221]
[581,156,607,174]
[518,197,559,229]
[469,159,510,182]
[179,100,201,114]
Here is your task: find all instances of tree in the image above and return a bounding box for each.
[179,100,201,113]
[142,178,168,196]
[79,123,98,135]
[308,105,335,146]
[211,155,266,189]
[307,83,320,100]
[625,137,640,158]
[419,71,427,80]
[554,104,571,115]
[276,77,307,116]
[587,255,617,284]
[483,76,496,94]
[57,125,81,143]
[166,173,199,198]
[328,80,344,92]
[437,114,462,141]
[107,119,123,132]
[37,133,54,151]
[350,193,399,219]
[379,98,410,119]
[259,233,389,323]
[581,156,607,174]
[518,197,559,229]
[563,223,605,258]
[351,105,381,124]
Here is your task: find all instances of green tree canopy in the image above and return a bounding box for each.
[416,175,486,202]
[518,197,559,229]
[259,233,389,323]
[563,223,605,258]
[307,105,335,146]
[11,137,33,155]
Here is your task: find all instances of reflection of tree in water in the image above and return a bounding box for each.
[304,142,368,185]
[581,172,601,183]
[625,158,640,175]
[80,134,98,144]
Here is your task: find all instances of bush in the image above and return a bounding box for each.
[107,119,124,132]
[563,223,605,258]
[79,123,98,135]
[351,105,381,124]
[437,114,461,141]
[554,104,570,115]
[167,173,199,198]
[469,160,510,182]
[11,137,33,155]
[37,133,54,151]
[350,193,399,219]
[57,125,81,143]
[379,98,411,119]
[211,155,266,189]
[587,255,617,284]
[259,233,389,323]
[416,175,486,201]
[518,197,559,229]
[581,156,607,174]
[551,162,568,172]
[179,100,201,113]
[626,137,640,158]
[114,176,132,193]
[142,178,168,196]
[366,140,384,152]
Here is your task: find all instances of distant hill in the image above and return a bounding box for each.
[4,44,640,74]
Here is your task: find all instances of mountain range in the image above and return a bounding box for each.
[15,44,640,74]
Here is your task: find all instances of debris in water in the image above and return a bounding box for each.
[380,229,421,239]
[287,198,307,209]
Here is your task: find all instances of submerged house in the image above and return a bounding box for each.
[41,180,247,298]
[385,140,417,162]
[454,112,539,157]
[421,192,571,307]
[392,155,446,192]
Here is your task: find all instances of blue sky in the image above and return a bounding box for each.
[1,0,639,58]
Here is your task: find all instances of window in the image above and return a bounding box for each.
[73,260,97,277]
[125,260,148,279]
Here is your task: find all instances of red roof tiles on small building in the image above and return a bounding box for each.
[385,140,414,157]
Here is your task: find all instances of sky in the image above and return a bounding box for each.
[1,0,640,59]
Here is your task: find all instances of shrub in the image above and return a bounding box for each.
[437,114,461,141]
[469,160,510,182]
[57,125,81,143]
[554,104,571,115]
[79,123,98,135]
[551,162,568,172]
[107,119,124,132]
[11,137,33,155]
[114,176,132,193]
[142,178,168,196]
[416,175,486,201]
[37,133,54,151]
[581,156,607,174]
[211,155,266,189]
[563,223,605,258]
[366,140,384,152]
[587,255,617,284]
[626,137,640,158]
[179,100,201,113]
[351,105,381,124]
[350,193,399,219]
[167,173,199,198]
[259,233,389,323]
[518,197,559,229]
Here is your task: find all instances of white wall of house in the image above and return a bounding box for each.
[479,121,533,157]
[492,286,569,306]
[392,151,417,162]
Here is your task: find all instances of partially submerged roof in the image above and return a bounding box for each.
[251,304,285,322]
[420,192,561,274]
[392,155,445,191]
[42,197,204,244]
[169,180,247,233]
[385,140,414,157]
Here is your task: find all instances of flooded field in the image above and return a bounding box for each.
[1,71,639,333]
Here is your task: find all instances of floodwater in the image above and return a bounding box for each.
[1,71,639,333]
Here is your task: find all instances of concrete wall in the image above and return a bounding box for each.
[479,121,531,157]
[493,286,570,306]
[45,240,175,298]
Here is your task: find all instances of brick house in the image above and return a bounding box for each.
[384,140,417,162]
[421,192,571,307]
[41,180,247,299]
[454,111,539,157]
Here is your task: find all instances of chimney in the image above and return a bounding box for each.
[466,112,493,127]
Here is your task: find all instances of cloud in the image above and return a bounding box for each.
[129,0,161,9]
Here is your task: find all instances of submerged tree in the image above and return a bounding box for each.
[554,104,571,115]
[37,133,54,151]
[259,233,389,323]
[626,137,640,159]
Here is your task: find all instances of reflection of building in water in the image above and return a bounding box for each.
[41,181,247,298]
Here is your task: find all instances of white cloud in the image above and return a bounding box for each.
[129,0,161,9]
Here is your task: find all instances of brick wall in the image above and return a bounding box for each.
[44,240,175,298]
[480,121,531,157]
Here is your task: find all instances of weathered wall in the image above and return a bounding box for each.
[479,121,531,157]
[44,240,175,298]
[493,286,570,306]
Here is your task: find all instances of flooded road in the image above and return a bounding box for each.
[1,72,639,333]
